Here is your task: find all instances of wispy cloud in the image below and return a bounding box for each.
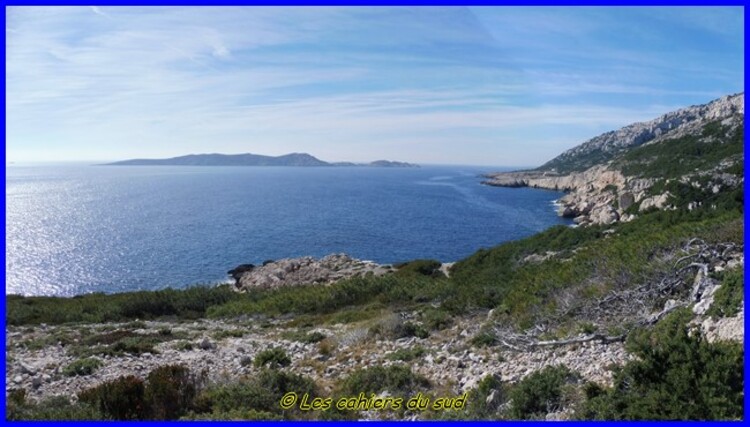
[6,6,744,165]
[89,6,109,18]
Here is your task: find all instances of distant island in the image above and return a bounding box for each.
[104,152,418,168]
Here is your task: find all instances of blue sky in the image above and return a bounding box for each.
[6,6,744,166]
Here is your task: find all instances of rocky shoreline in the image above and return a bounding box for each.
[482,165,654,226]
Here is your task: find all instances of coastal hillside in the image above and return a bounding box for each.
[105,152,418,168]
[484,93,744,227]
[7,95,744,421]
[538,93,743,174]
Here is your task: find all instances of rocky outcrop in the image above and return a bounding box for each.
[232,254,394,291]
[639,192,671,212]
[483,165,655,226]
[700,305,745,343]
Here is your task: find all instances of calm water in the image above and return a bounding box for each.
[6,164,570,296]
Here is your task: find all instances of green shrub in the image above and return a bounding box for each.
[280,329,326,343]
[443,374,506,420]
[144,364,204,420]
[197,369,317,419]
[422,307,453,330]
[7,285,236,326]
[578,308,743,420]
[470,330,497,348]
[369,315,428,340]
[508,365,580,420]
[63,357,103,377]
[73,329,185,357]
[78,375,146,420]
[6,394,101,421]
[302,331,326,343]
[174,340,194,351]
[394,259,445,278]
[110,337,159,355]
[578,322,597,335]
[337,365,430,397]
[386,346,426,362]
[706,269,743,318]
[253,347,291,368]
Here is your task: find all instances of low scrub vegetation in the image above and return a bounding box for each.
[253,347,291,368]
[617,122,743,179]
[337,364,431,398]
[706,269,744,319]
[63,358,103,377]
[8,306,744,421]
[7,285,235,326]
[577,309,743,420]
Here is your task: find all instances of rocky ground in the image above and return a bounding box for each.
[6,301,743,406]
[5,313,625,402]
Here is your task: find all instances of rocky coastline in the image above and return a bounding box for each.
[482,93,743,227]
[482,166,654,226]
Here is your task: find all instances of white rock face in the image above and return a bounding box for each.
[484,165,639,225]
[639,193,671,212]
[701,305,745,343]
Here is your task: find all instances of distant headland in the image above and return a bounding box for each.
[103,152,418,168]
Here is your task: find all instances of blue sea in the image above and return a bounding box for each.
[5,164,570,296]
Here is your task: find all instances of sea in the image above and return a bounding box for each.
[5,164,571,296]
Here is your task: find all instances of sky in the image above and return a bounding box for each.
[5,6,744,167]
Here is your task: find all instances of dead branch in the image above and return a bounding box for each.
[529,334,625,347]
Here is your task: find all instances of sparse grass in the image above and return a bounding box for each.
[386,346,426,362]
[280,329,326,344]
[69,328,187,357]
[317,337,337,357]
[22,330,76,351]
[173,341,194,351]
[63,358,103,377]
[212,329,245,340]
